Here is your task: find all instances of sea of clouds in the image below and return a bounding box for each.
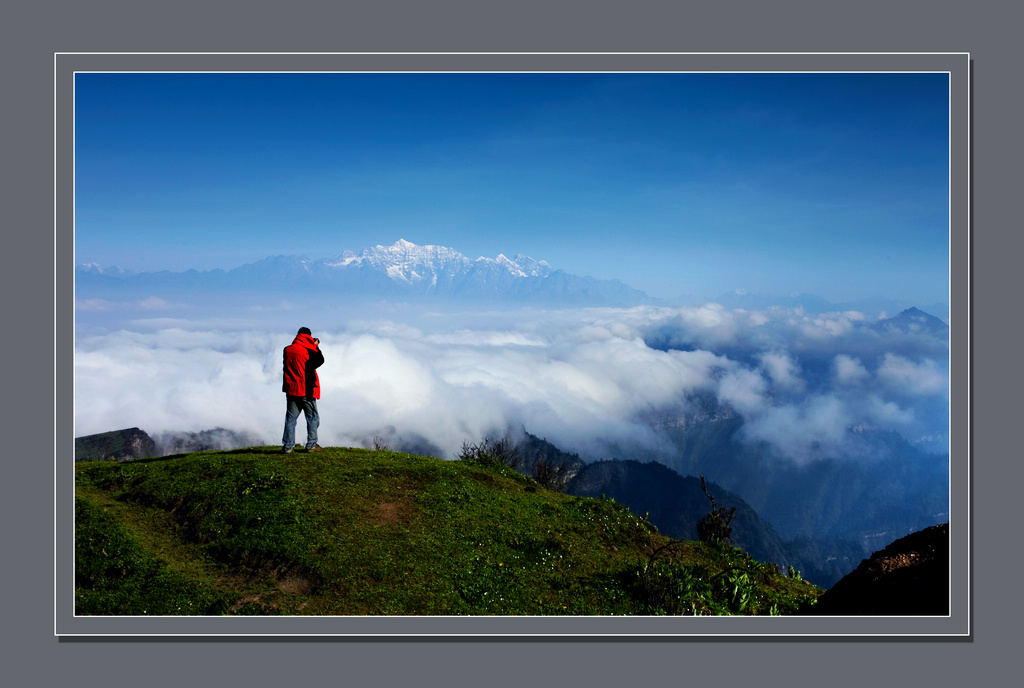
[73,302,950,463]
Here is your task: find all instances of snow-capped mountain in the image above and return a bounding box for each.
[77,263,135,276]
[76,240,652,307]
[323,239,555,288]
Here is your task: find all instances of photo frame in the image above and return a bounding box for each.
[56,51,970,638]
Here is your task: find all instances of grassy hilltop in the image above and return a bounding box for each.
[75,446,821,616]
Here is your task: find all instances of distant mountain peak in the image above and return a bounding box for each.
[872,307,949,337]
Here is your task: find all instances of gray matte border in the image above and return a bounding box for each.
[56,51,970,638]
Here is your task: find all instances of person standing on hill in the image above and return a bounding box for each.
[282,327,324,453]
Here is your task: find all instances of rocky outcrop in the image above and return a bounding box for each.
[74,427,156,462]
[805,522,949,615]
[152,427,263,456]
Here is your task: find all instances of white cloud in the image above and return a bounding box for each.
[758,351,805,393]
[73,302,950,463]
[863,395,915,426]
[717,368,769,417]
[424,330,547,347]
[137,297,179,310]
[742,395,852,460]
[74,331,280,439]
[834,354,869,386]
[800,311,866,339]
[877,353,948,396]
[76,299,114,312]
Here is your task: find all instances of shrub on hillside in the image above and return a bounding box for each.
[532,457,571,492]
[696,475,736,545]
[458,434,522,469]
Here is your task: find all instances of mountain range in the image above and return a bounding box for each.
[711,290,950,322]
[77,240,952,319]
[77,239,653,308]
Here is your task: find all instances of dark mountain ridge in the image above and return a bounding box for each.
[74,427,259,461]
[565,458,794,571]
[804,522,949,615]
[655,411,949,552]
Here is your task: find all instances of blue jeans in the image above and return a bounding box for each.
[282,396,319,450]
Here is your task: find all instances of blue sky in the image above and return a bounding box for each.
[75,71,950,305]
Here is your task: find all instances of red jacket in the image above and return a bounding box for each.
[282,333,324,399]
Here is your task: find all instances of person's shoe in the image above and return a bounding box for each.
[306,444,323,452]
[283,447,294,454]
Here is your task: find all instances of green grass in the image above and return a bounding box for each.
[74,446,821,616]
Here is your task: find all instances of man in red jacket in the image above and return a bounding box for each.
[282,327,325,453]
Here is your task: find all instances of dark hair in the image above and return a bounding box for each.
[297,327,312,336]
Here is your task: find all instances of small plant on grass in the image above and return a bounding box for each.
[696,475,736,545]
[628,537,810,615]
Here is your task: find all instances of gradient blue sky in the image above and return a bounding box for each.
[75,71,950,304]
